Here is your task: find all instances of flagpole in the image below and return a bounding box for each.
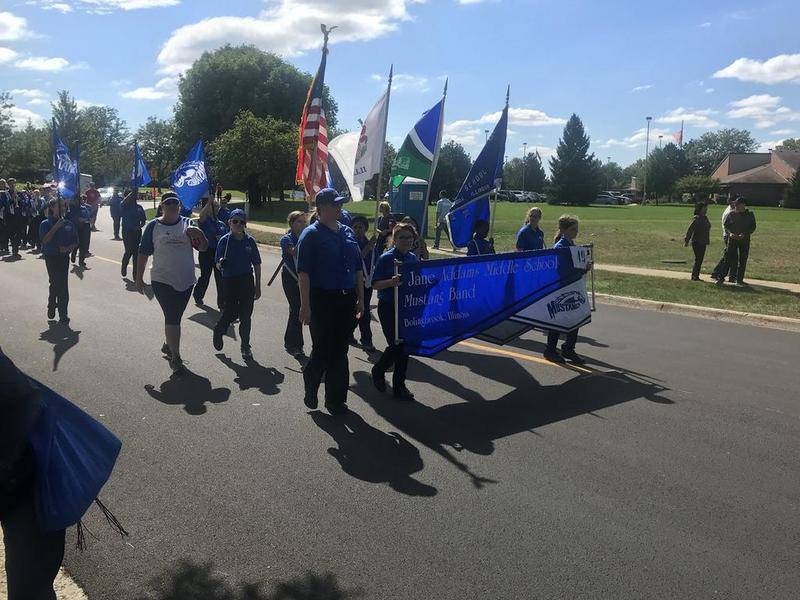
[489,85,510,242]
[51,118,61,218]
[680,120,684,148]
[421,77,447,242]
[393,260,400,344]
[370,64,393,273]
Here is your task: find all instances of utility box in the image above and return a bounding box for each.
[390,177,429,237]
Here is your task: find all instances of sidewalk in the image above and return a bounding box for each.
[247,222,800,295]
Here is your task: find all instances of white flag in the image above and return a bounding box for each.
[353,88,389,185]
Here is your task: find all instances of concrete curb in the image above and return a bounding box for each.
[596,293,800,333]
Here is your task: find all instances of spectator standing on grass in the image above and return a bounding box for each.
[711,196,738,282]
[718,198,756,287]
[684,202,711,281]
[433,190,453,250]
[516,206,545,251]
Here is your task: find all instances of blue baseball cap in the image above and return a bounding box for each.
[228,208,247,222]
[315,187,346,206]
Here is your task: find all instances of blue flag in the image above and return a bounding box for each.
[53,136,79,199]
[446,102,508,248]
[171,140,210,210]
[131,142,152,188]
[396,247,591,357]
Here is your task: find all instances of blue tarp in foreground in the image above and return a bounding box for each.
[397,247,589,357]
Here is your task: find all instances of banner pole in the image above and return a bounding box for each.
[590,243,596,312]
[267,258,285,287]
[371,64,393,273]
[393,260,400,345]
[489,189,499,241]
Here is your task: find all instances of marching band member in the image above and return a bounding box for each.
[466,219,495,256]
[39,198,78,323]
[280,211,308,357]
[515,207,545,251]
[351,215,378,352]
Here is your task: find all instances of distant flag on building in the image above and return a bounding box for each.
[131,141,152,189]
[390,81,446,188]
[296,28,333,199]
[353,66,392,187]
[171,140,210,210]
[446,88,509,248]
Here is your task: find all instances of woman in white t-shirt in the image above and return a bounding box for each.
[135,192,208,373]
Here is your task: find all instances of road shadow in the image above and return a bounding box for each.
[2,254,23,262]
[217,354,284,396]
[39,322,81,371]
[188,305,237,339]
[310,410,437,497]
[145,369,231,415]
[123,278,154,300]
[136,559,358,600]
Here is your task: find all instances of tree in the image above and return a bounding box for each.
[622,159,646,191]
[209,110,296,205]
[504,152,547,192]
[644,143,690,200]
[674,175,721,202]
[430,140,472,201]
[51,91,81,149]
[0,92,14,173]
[173,45,338,155]
[785,171,800,209]
[5,122,50,182]
[683,128,758,175]
[776,138,800,152]
[135,117,176,186]
[79,105,130,185]
[548,114,602,204]
[598,161,625,189]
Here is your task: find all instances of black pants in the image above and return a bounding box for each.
[152,281,193,326]
[1,492,65,600]
[9,217,24,255]
[71,223,90,263]
[434,219,450,247]
[724,238,750,283]
[28,215,43,249]
[112,216,121,238]
[711,237,736,281]
[0,219,7,251]
[214,275,255,349]
[303,289,357,406]
[354,286,374,346]
[373,300,409,390]
[195,248,223,308]
[121,227,142,274]
[691,242,707,279]
[281,269,303,350]
[546,329,578,352]
[44,254,70,319]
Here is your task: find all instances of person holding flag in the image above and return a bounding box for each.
[39,197,78,323]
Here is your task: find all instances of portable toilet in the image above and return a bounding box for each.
[390,177,429,237]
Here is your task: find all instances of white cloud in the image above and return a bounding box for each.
[15,56,70,71]
[39,2,74,13]
[371,72,430,93]
[756,140,782,152]
[10,88,47,99]
[76,99,102,109]
[631,84,653,92]
[28,0,178,13]
[601,127,676,149]
[444,107,564,151]
[0,47,19,63]
[699,22,712,28]
[28,98,48,106]
[0,11,29,41]
[705,88,715,93]
[713,53,800,84]
[770,129,794,136]
[157,1,422,75]
[727,94,800,129]
[656,107,719,128]
[121,76,177,100]
[8,106,45,130]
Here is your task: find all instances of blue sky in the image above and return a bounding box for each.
[2,0,800,169]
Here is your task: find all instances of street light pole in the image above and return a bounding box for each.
[658,134,663,148]
[643,116,652,204]
[522,142,528,192]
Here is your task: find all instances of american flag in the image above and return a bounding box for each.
[296,47,329,198]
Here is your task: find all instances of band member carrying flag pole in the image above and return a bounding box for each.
[296,24,335,211]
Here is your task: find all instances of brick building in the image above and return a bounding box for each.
[712,150,800,206]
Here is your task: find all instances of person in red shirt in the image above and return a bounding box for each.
[84,183,101,232]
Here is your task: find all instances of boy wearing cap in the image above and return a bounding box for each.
[296,188,364,415]
[212,209,262,360]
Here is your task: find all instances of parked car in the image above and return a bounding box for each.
[97,186,115,206]
[594,193,624,205]
[496,190,518,202]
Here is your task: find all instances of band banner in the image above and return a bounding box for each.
[397,247,591,357]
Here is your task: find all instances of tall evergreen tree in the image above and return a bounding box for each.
[135,117,177,186]
[548,114,601,204]
[0,92,13,173]
[504,152,547,192]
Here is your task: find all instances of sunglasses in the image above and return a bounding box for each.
[230,219,245,225]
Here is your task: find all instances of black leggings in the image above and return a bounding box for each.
[44,254,70,318]
[373,301,409,389]
[122,227,141,272]
[691,242,706,279]
[215,274,255,348]
[152,281,193,326]
[281,269,303,350]
[194,248,223,308]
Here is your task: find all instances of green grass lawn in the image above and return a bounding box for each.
[246,199,800,284]
[594,271,800,320]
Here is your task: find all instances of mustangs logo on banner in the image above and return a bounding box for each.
[396,247,590,357]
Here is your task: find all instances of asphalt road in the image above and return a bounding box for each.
[2,208,799,600]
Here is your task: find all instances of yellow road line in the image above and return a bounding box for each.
[93,255,121,266]
[457,340,595,374]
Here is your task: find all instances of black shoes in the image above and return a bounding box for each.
[361,342,377,353]
[371,366,387,392]
[169,356,185,375]
[304,392,319,410]
[241,346,253,360]
[393,387,415,401]
[161,343,173,358]
[543,349,565,363]
[561,349,585,364]
[325,402,348,416]
[121,264,127,277]
[213,329,224,351]
[59,316,70,325]
[47,305,56,320]
[285,346,304,357]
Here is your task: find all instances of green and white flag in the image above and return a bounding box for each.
[390,91,446,188]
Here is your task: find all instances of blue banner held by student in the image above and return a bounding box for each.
[131,141,152,189]
[396,247,590,357]
[171,139,210,210]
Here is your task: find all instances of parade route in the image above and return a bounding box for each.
[1,208,799,599]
